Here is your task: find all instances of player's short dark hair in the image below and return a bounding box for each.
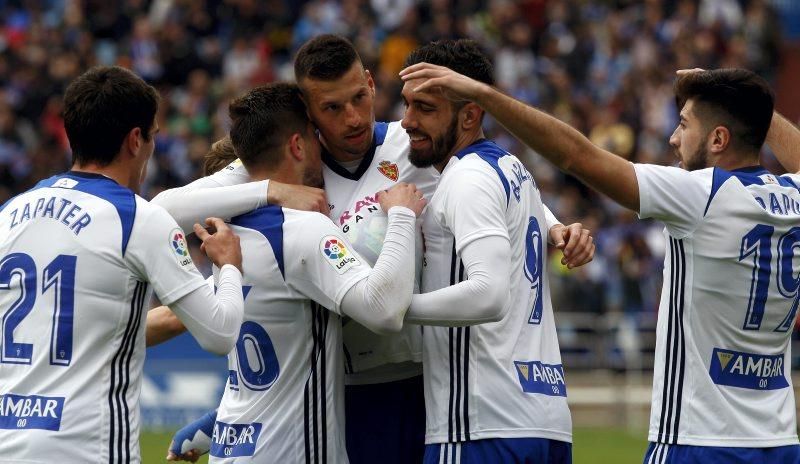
[403,39,495,88]
[294,34,362,83]
[202,136,237,176]
[228,83,309,171]
[63,66,159,166]
[674,69,774,154]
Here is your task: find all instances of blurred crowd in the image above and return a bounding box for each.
[0,0,796,320]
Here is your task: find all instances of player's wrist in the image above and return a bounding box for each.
[219,263,243,278]
[386,206,416,218]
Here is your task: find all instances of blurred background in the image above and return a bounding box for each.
[3,0,800,461]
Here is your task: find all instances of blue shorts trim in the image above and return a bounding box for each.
[345,375,425,464]
[424,438,572,464]
[644,442,800,464]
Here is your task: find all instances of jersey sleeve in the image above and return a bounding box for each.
[126,202,208,306]
[285,213,372,314]
[634,163,710,238]
[151,160,267,232]
[437,161,510,253]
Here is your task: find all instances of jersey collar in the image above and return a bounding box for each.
[322,122,389,181]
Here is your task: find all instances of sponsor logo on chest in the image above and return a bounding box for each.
[210,421,262,458]
[709,348,788,390]
[0,393,65,431]
[514,360,567,397]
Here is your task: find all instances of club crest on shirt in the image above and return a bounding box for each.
[320,235,359,274]
[377,160,399,182]
[170,228,193,267]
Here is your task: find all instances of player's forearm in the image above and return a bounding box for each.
[152,181,268,233]
[145,306,186,347]
[340,207,416,334]
[405,235,511,326]
[474,85,591,172]
[473,85,640,211]
[169,264,244,355]
[766,111,800,174]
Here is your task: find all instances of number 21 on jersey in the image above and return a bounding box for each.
[0,253,76,366]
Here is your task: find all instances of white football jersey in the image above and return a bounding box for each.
[323,121,439,380]
[0,172,207,463]
[420,140,571,444]
[636,164,800,447]
[210,206,372,463]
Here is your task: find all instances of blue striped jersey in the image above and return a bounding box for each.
[419,140,572,444]
[0,172,207,463]
[210,206,372,463]
[636,164,800,447]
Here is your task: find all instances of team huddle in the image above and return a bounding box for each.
[1,33,799,464]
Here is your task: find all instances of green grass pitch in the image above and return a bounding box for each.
[139,426,647,463]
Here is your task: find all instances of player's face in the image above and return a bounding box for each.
[670,99,709,172]
[300,63,376,161]
[301,123,324,188]
[401,78,459,169]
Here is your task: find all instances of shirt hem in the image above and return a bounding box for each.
[647,433,799,447]
[426,428,572,444]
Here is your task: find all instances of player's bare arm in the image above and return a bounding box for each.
[400,63,640,212]
[267,181,328,214]
[766,111,800,174]
[145,306,186,347]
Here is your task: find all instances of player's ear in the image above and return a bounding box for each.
[288,133,305,162]
[709,125,731,153]
[365,69,376,96]
[124,126,143,158]
[460,102,483,131]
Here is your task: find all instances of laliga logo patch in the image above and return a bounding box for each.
[320,236,359,274]
[377,160,399,182]
[170,228,193,267]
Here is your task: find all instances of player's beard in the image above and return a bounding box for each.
[682,144,709,172]
[408,112,459,169]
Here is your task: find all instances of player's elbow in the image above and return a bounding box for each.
[475,281,511,323]
[361,309,405,335]
[196,334,236,356]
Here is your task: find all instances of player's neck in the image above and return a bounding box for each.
[247,165,298,186]
[70,162,133,189]
[712,151,761,171]
[321,138,368,164]
[435,129,486,172]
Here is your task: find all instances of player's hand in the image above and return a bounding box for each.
[676,67,706,76]
[194,217,243,273]
[166,446,203,462]
[550,222,594,269]
[267,181,328,214]
[377,182,426,217]
[166,410,215,461]
[399,62,488,103]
